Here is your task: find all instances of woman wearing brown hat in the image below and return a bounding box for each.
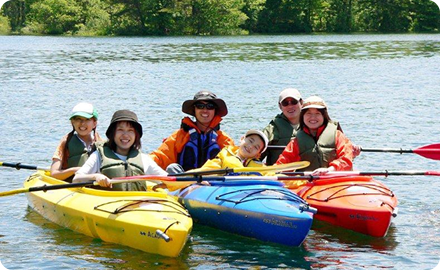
[276,96,354,175]
[150,91,234,173]
[73,110,166,190]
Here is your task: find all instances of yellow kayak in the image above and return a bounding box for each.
[24,171,192,257]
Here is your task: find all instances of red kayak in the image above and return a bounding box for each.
[282,176,398,237]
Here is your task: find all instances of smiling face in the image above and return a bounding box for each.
[194,101,216,130]
[238,134,265,160]
[113,121,137,156]
[279,98,302,125]
[71,116,97,140]
[303,108,324,132]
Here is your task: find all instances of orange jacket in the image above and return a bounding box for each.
[149,116,235,170]
[276,127,353,171]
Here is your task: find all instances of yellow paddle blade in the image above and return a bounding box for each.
[0,187,29,197]
[235,161,310,173]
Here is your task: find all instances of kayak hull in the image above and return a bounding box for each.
[285,176,398,237]
[24,172,192,257]
[174,180,315,246]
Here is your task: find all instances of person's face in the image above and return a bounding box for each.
[279,98,301,123]
[194,101,216,125]
[114,121,136,154]
[303,108,324,131]
[239,134,264,159]
[71,116,96,137]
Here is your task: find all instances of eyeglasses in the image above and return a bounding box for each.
[281,99,299,107]
[194,103,216,110]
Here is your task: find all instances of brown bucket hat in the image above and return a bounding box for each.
[182,91,228,117]
[106,110,143,138]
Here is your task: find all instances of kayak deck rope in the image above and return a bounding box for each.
[305,183,395,202]
[94,199,191,217]
[216,188,308,205]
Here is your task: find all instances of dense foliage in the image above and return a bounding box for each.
[1,0,439,35]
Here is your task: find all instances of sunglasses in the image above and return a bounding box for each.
[281,99,299,107]
[194,103,216,110]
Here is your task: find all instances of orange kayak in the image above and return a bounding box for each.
[282,176,398,237]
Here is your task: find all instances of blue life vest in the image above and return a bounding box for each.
[178,128,221,171]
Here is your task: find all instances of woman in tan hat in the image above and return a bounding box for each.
[150,91,234,173]
[50,102,102,182]
[73,110,166,190]
[276,96,354,175]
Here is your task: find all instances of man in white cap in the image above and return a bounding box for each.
[261,88,303,165]
[261,89,360,165]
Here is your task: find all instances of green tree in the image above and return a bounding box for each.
[26,0,81,34]
[0,15,11,34]
[410,0,440,32]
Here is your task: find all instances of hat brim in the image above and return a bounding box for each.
[105,121,143,139]
[70,112,94,120]
[182,99,228,117]
[302,104,326,110]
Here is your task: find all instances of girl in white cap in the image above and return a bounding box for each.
[276,96,354,175]
[51,102,102,181]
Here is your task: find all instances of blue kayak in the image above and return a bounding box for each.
[173,180,316,246]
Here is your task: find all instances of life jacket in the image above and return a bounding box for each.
[66,134,93,168]
[296,121,338,171]
[178,127,221,171]
[97,143,146,191]
[266,114,299,165]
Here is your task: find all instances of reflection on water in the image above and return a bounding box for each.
[24,209,189,270]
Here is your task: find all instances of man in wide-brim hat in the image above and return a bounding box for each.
[150,91,234,173]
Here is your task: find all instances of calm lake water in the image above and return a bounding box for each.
[1,34,440,270]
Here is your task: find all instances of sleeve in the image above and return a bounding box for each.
[200,156,223,170]
[149,129,183,170]
[142,154,168,176]
[52,134,68,161]
[216,130,235,148]
[328,130,354,171]
[75,151,101,175]
[262,121,276,143]
[275,138,300,165]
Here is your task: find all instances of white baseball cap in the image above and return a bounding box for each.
[245,129,269,153]
[279,88,302,103]
[70,102,98,120]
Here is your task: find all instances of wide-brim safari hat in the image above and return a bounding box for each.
[182,91,228,117]
[105,110,143,138]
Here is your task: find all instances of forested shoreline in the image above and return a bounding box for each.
[0,0,439,36]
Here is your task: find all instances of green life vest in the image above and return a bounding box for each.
[66,135,91,168]
[296,121,338,171]
[265,114,299,165]
[97,143,146,191]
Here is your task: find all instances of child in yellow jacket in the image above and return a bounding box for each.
[199,129,269,174]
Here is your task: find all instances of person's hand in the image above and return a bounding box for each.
[352,144,361,158]
[94,174,112,188]
[311,166,335,176]
[199,181,211,186]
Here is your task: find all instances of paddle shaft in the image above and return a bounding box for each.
[0,162,49,171]
[0,181,95,197]
[267,143,440,161]
[283,170,440,177]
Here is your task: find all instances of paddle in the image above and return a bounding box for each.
[0,161,50,171]
[283,170,440,177]
[267,143,440,161]
[170,161,310,176]
[0,181,95,197]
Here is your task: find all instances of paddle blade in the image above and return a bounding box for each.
[413,144,440,160]
[426,171,440,176]
[0,188,29,197]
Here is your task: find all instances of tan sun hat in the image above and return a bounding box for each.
[301,96,327,110]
